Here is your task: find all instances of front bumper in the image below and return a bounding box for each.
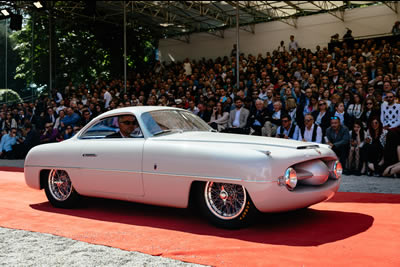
[245,178,340,213]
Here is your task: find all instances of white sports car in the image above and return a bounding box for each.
[25,106,342,228]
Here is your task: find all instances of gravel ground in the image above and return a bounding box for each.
[1,159,399,266]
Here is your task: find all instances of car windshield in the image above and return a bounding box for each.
[142,110,212,136]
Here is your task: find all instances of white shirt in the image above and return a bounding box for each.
[298,124,323,143]
[233,108,242,127]
[104,91,112,108]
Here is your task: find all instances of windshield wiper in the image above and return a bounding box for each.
[153,129,172,136]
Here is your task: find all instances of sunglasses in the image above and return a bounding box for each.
[120,121,135,125]
[304,119,313,123]
[331,116,339,120]
[319,103,326,106]
[366,102,373,105]
[387,96,394,99]
[281,120,289,123]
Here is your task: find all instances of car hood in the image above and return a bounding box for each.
[151,131,321,149]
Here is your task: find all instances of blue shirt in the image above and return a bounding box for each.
[0,133,17,152]
[61,112,80,127]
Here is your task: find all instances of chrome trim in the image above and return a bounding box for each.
[25,165,276,183]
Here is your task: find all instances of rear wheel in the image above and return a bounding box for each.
[196,181,257,229]
[44,169,80,208]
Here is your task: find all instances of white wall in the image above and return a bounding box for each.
[159,3,400,63]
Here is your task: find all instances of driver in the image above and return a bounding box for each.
[106,115,142,138]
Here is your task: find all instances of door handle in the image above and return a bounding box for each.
[82,153,97,157]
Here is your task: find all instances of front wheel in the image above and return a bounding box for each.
[44,169,80,208]
[196,181,257,229]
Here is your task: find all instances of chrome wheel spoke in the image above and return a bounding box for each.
[48,170,73,201]
[204,182,247,220]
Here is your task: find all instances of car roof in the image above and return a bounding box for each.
[97,106,183,119]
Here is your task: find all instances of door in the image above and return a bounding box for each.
[75,115,145,199]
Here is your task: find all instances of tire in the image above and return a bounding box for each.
[195,181,257,229]
[44,169,80,208]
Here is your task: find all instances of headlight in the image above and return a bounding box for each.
[284,167,297,191]
[333,160,343,179]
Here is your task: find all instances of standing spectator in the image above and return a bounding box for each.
[183,58,192,77]
[103,88,112,109]
[381,91,400,130]
[325,116,350,168]
[298,114,323,143]
[288,35,299,52]
[392,21,400,35]
[276,114,299,140]
[347,120,367,175]
[277,40,286,53]
[0,128,17,159]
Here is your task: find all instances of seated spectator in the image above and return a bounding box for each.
[13,122,40,159]
[80,109,92,127]
[44,106,57,124]
[334,102,352,129]
[325,116,350,168]
[2,113,17,132]
[364,117,387,176]
[347,93,363,121]
[360,96,380,128]
[64,126,74,140]
[276,114,299,140]
[262,101,282,137]
[247,99,270,136]
[40,123,59,144]
[312,99,331,136]
[347,120,367,175]
[0,128,17,159]
[187,100,199,115]
[285,97,304,128]
[298,114,322,143]
[209,102,229,132]
[197,102,211,123]
[61,107,80,128]
[226,97,250,134]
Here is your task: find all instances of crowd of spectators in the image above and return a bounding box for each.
[0,34,399,177]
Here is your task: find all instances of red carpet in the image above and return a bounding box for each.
[0,168,399,266]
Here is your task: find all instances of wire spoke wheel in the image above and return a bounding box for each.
[48,170,73,202]
[204,182,247,220]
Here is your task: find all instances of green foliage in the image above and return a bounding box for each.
[10,6,158,95]
[0,89,23,104]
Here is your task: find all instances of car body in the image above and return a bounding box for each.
[25,106,342,228]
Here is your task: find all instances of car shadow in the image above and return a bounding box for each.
[30,197,374,247]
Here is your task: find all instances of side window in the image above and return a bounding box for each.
[80,117,119,139]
